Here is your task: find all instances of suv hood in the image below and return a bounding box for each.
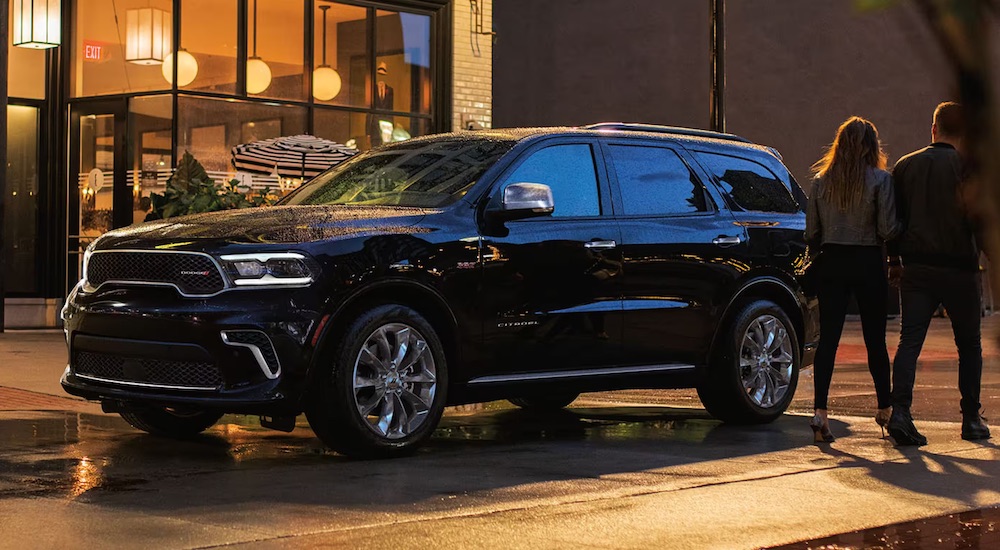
[94,205,430,249]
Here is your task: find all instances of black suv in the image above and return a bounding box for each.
[62,124,818,458]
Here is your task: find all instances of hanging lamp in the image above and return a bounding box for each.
[312,5,342,101]
[12,0,61,49]
[162,49,199,86]
[246,0,272,94]
[125,7,170,64]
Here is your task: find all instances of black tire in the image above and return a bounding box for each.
[306,304,448,459]
[697,299,800,424]
[120,408,223,438]
[508,393,579,412]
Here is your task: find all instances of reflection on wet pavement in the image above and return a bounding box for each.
[770,506,1000,549]
[0,404,733,502]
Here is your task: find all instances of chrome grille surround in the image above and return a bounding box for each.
[221,330,282,379]
[84,250,228,297]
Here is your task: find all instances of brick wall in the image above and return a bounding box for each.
[451,0,493,131]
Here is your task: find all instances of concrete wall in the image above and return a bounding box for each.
[494,0,999,189]
[453,0,494,130]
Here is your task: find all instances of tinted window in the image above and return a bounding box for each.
[610,145,708,216]
[695,152,799,213]
[503,144,601,217]
[281,138,514,208]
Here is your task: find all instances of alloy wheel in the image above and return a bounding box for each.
[352,322,438,439]
[739,314,794,409]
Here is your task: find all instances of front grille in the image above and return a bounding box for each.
[87,251,226,295]
[74,351,223,389]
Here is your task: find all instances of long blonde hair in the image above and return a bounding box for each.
[811,116,888,210]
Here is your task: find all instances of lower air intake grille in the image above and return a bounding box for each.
[74,351,223,389]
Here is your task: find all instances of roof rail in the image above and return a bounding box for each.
[583,122,753,144]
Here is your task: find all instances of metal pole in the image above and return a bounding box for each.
[0,0,9,332]
[709,0,725,132]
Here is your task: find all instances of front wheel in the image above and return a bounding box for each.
[120,408,223,438]
[306,304,448,459]
[697,300,799,424]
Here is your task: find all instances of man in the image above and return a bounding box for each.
[887,101,990,445]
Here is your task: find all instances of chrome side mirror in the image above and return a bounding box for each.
[501,182,555,215]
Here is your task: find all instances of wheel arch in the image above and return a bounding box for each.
[709,275,805,362]
[307,278,461,386]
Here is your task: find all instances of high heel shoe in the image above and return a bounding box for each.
[875,407,892,438]
[809,414,835,443]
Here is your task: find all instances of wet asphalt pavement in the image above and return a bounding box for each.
[1,317,999,549]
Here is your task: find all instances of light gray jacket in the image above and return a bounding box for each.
[805,168,900,248]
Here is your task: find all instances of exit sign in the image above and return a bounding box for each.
[83,41,107,62]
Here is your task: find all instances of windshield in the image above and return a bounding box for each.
[280,138,515,208]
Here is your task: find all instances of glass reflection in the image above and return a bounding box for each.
[180,0,237,93]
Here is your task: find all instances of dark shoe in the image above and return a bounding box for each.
[887,408,927,446]
[809,414,835,443]
[962,412,991,441]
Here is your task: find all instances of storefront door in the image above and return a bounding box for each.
[68,99,129,287]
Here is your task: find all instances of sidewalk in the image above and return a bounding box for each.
[1,321,998,549]
[0,330,98,412]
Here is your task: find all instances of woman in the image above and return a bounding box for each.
[805,116,900,443]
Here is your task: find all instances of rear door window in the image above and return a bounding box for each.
[502,144,601,217]
[608,145,710,216]
[694,152,799,213]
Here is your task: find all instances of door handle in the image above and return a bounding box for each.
[712,235,742,246]
[584,240,617,250]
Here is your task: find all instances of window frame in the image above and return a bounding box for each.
[600,138,719,220]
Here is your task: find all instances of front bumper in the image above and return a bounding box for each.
[60,284,324,415]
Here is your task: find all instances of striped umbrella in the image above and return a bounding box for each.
[231,134,358,180]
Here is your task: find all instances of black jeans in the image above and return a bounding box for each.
[814,245,892,410]
[892,264,982,415]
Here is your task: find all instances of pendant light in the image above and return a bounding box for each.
[246,0,272,94]
[162,49,199,86]
[125,7,170,65]
[12,0,61,49]
[312,5,342,101]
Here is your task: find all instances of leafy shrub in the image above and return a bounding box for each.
[147,151,278,220]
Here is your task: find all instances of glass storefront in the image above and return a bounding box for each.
[181,0,238,94]
[177,95,308,173]
[3,106,41,294]
[71,0,175,97]
[3,0,450,322]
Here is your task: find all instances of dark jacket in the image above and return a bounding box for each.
[888,143,979,271]
[805,167,900,248]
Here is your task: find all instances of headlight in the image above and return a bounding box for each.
[219,252,318,287]
[81,239,99,289]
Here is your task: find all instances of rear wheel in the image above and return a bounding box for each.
[306,304,447,459]
[697,300,799,424]
[508,392,579,412]
[120,408,223,438]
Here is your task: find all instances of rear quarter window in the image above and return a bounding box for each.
[694,151,800,214]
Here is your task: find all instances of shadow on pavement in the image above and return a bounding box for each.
[0,405,799,507]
